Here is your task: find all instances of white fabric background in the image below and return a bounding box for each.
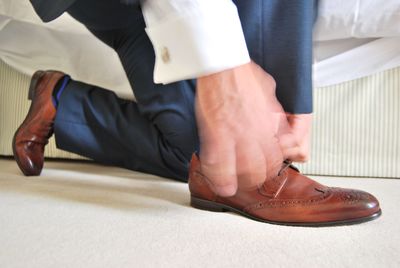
[313,0,400,86]
[1,0,400,89]
[0,0,132,98]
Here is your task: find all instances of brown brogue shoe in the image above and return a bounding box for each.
[189,154,381,226]
[12,70,66,176]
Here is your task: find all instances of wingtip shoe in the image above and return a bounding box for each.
[188,154,381,227]
[12,70,66,176]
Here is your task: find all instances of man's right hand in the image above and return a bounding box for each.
[195,62,290,197]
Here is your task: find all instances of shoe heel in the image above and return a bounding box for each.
[28,71,44,100]
[191,196,228,212]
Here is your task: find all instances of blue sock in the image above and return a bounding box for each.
[52,75,70,108]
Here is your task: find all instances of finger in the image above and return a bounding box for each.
[280,114,312,162]
[199,140,238,197]
[277,132,298,154]
[283,147,309,162]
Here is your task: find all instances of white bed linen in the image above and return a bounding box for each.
[313,37,400,87]
[0,14,132,98]
[0,0,132,97]
[0,0,400,89]
[313,0,400,86]
[314,0,400,41]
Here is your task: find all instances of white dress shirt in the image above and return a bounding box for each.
[142,0,250,84]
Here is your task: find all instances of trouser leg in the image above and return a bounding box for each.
[87,22,199,161]
[54,4,198,181]
[234,0,318,113]
[54,80,195,181]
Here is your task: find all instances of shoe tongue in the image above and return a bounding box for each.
[261,167,289,197]
[260,163,327,199]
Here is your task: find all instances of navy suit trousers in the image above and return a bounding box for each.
[54,0,317,181]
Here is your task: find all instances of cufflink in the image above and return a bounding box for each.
[161,47,170,63]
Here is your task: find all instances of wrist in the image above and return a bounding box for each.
[197,65,247,106]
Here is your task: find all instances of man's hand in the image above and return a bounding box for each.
[277,114,312,163]
[195,62,287,197]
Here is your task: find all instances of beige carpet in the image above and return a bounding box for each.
[0,159,399,268]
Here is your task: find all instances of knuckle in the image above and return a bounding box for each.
[266,74,277,89]
[295,151,310,163]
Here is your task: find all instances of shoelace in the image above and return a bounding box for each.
[277,160,293,176]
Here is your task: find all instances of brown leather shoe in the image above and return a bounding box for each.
[189,154,381,226]
[12,70,66,176]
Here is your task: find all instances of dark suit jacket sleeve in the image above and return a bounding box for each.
[30,0,77,22]
[30,0,142,22]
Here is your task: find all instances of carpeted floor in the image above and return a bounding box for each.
[0,158,399,268]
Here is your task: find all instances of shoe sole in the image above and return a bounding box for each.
[191,196,382,227]
[12,71,45,176]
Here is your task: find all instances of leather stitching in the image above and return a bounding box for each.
[244,188,332,212]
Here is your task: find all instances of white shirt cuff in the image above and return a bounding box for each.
[144,1,250,84]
